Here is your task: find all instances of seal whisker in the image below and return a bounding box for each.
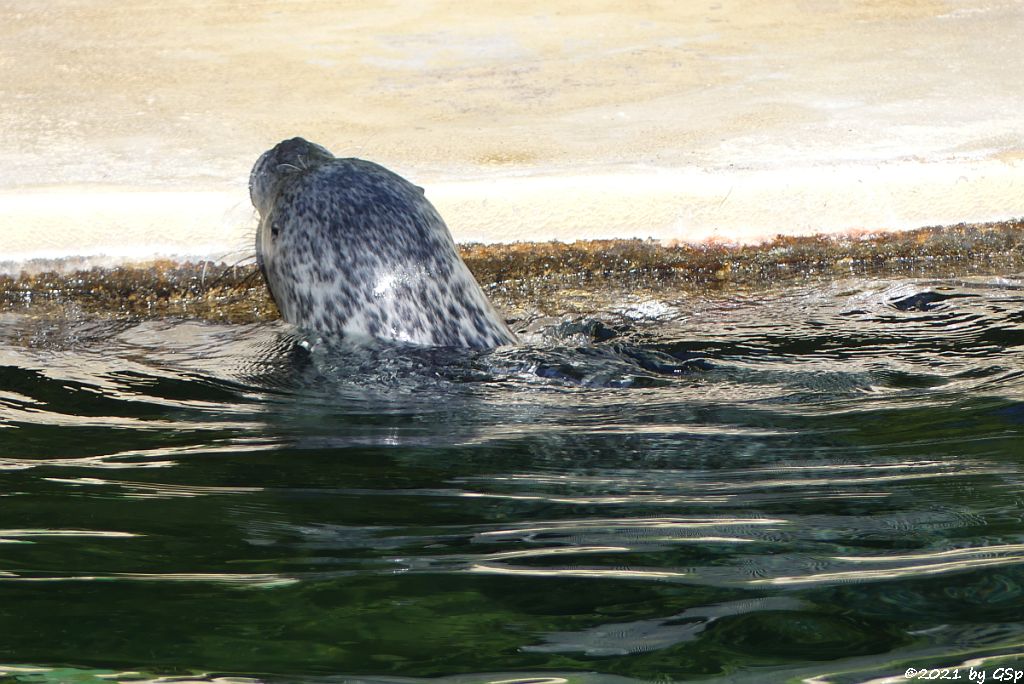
[213,247,258,264]
[203,255,259,291]
[239,268,264,291]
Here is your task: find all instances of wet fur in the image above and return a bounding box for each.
[250,138,516,348]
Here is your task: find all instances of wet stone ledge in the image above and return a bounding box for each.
[1,219,1022,323]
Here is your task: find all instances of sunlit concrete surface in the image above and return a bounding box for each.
[1,0,1022,266]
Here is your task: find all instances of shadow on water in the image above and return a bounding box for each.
[0,274,1023,682]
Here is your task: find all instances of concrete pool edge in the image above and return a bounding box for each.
[1,157,1021,268]
[2,218,1022,323]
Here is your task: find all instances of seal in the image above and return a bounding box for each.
[249,137,517,349]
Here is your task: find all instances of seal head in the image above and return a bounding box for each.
[250,137,516,349]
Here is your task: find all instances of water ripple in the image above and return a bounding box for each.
[1,275,1023,680]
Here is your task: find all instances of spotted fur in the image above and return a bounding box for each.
[250,137,516,349]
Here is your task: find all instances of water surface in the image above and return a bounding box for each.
[1,275,1023,683]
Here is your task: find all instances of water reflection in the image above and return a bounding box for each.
[0,275,1022,681]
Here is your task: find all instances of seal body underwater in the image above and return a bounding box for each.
[250,137,516,349]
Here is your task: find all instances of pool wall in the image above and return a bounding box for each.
[1,1,1022,270]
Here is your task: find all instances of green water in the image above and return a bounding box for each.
[1,276,1023,683]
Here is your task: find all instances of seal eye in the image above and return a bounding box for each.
[271,221,281,239]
